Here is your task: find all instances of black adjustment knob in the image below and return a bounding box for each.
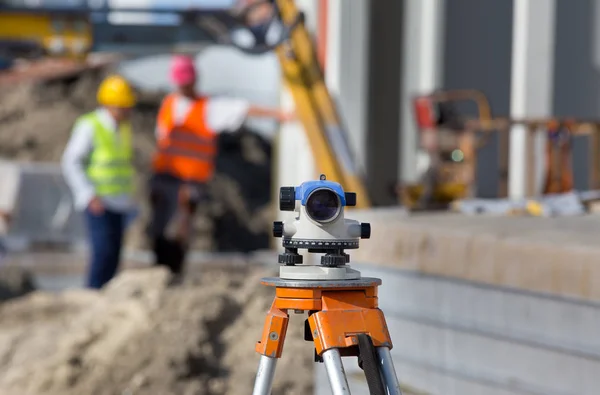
[273,221,283,238]
[279,187,296,211]
[321,254,347,267]
[345,192,357,207]
[278,253,303,265]
[360,223,371,239]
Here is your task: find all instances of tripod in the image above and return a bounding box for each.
[255,174,402,394]
[251,274,403,395]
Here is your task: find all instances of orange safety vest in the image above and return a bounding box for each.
[152,94,217,183]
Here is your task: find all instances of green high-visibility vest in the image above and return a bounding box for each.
[79,111,135,196]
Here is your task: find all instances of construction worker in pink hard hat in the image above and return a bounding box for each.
[147,54,294,276]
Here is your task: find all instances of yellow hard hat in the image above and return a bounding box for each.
[96,75,137,108]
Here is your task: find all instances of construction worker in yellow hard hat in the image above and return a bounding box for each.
[61,74,138,289]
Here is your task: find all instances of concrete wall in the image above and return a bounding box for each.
[365,0,403,205]
[442,0,514,117]
[316,264,600,395]
[311,209,600,394]
[553,0,600,118]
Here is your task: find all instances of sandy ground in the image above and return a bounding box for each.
[0,264,313,395]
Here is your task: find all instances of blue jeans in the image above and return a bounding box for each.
[84,208,126,289]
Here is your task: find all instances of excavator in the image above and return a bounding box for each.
[0,0,371,208]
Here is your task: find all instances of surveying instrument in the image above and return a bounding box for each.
[252,175,402,395]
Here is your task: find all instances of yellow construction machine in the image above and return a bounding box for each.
[0,0,371,208]
[0,8,92,61]
[399,90,492,209]
[404,88,600,212]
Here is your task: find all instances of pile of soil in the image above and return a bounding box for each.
[0,266,35,301]
[0,265,313,395]
[0,66,274,252]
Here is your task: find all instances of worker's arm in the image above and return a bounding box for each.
[247,105,295,122]
[154,96,171,140]
[61,119,96,212]
[206,97,294,132]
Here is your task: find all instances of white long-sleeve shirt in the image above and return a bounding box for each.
[0,160,21,235]
[61,108,136,212]
[155,95,251,138]
[62,98,250,212]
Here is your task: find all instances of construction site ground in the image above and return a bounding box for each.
[0,62,304,395]
[0,254,315,395]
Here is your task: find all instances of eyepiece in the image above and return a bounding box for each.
[279,186,296,211]
[305,188,341,223]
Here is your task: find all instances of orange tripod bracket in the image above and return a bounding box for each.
[255,277,393,359]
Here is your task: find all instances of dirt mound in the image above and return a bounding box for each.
[0,69,109,162]
[0,266,35,301]
[0,265,313,395]
[0,67,274,252]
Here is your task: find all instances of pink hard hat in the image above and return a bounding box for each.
[170,55,197,86]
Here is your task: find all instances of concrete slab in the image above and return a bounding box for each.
[346,209,600,302]
[326,263,600,395]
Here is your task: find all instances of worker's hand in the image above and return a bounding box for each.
[88,196,105,216]
[279,111,297,123]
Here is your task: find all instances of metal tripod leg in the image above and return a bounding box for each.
[377,347,402,395]
[323,349,352,395]
[252,355,278,395]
